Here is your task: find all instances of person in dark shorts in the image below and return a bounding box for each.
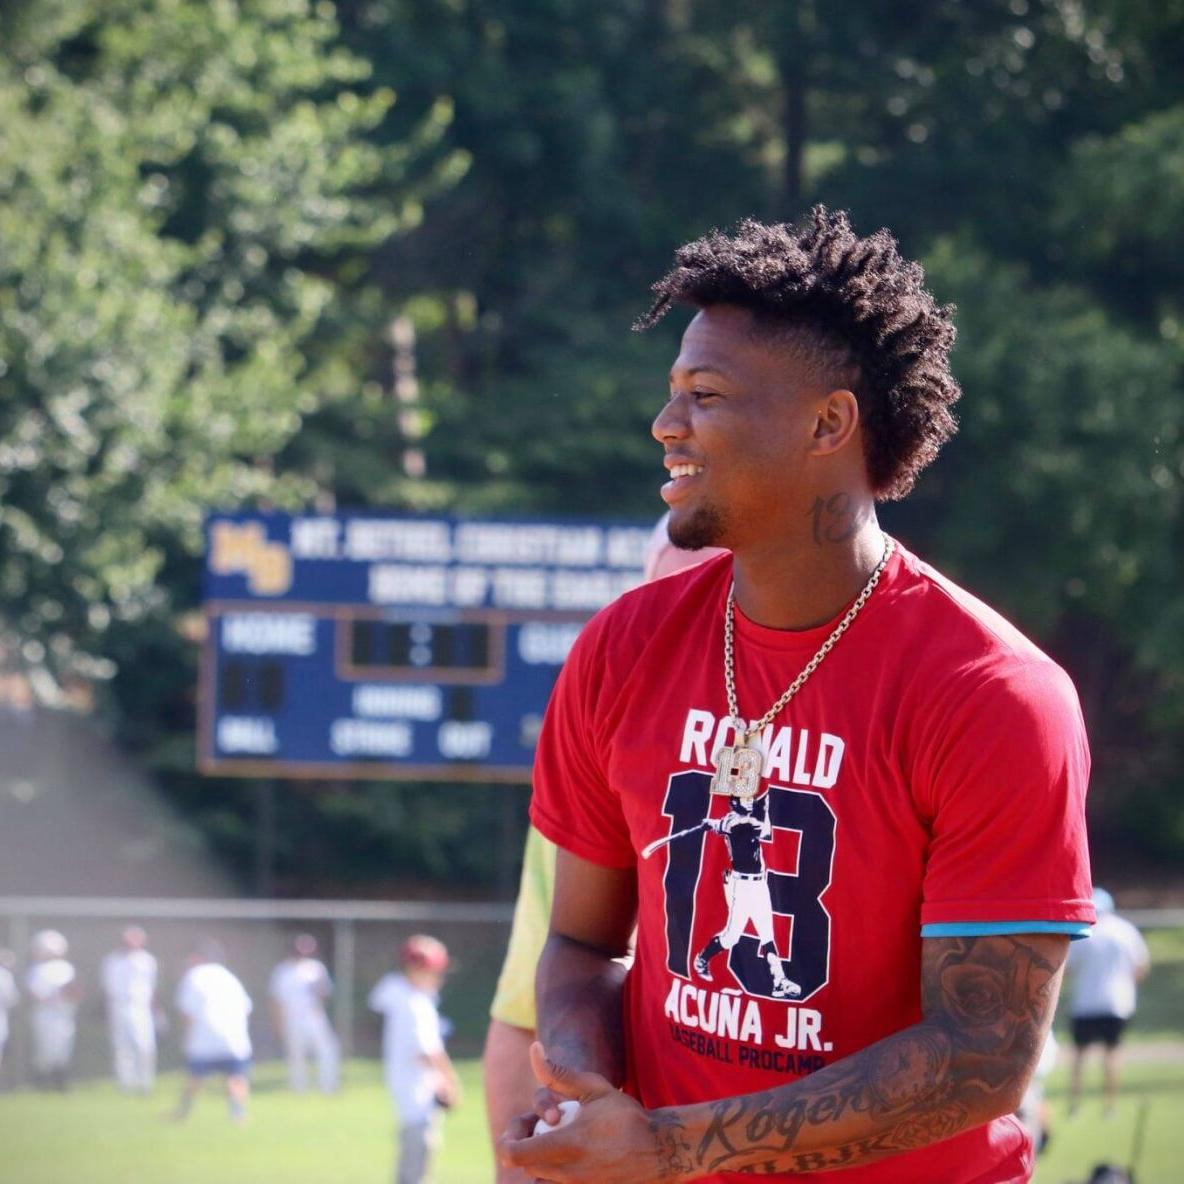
[1072,1015,1126,1048]
[172,940,254,1123]
[1066,888,1150,1116]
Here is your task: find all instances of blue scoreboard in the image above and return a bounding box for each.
[199,511,651,781]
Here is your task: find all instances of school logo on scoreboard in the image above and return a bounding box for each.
[209,521,293,596]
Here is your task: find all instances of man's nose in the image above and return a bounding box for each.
[652,393,690,443]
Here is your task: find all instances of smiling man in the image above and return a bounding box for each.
[499,209,1094,1183]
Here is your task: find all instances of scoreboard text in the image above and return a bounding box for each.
[199,511,651,781]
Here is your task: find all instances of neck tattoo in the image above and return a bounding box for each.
[709,535,896,801]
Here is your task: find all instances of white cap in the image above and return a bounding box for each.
[31,929,68,959]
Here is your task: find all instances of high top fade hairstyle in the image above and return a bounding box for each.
[635,207,961,501]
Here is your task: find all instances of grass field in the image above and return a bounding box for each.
[1,929,1179,1183]
[1034,1058,1184,1183]
[1,1055,1181,1183]
[0,1059,494,1184]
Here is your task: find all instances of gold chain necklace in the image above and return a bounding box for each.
[709,535,895,799]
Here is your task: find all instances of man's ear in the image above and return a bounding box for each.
[809,389,860,457]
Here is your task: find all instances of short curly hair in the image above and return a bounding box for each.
[635,207,960,500]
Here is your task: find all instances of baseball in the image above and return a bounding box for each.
[533,1099,580,1135]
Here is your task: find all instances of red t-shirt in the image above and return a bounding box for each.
[530,542,1093,1184]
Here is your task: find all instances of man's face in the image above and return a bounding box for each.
[653,305,825,553]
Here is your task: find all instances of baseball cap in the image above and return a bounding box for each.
[400,934,449,973]
[31,929,68,959]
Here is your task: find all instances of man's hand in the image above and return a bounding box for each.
[497,1043,698,1184]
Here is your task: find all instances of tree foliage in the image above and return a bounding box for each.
[2,0,1180,886]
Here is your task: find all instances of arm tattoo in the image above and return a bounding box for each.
[648,1111,696,1178]
[536,935,628,1085]
[688,934,1065,1174]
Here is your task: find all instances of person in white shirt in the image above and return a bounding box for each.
[1066,887,1151,1115]
[101,926,159,1093]
[268,933,340,1093]
[25,929,80,1090]
[369,935,461,1184]
[1016,1028,1058,1155]
[0,948,18,1077]
[173,940,253,1123]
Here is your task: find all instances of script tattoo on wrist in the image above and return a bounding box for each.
[808,492,859,544]
[688,934,1064,1175]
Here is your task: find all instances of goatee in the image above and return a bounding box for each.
[668,505,727,552]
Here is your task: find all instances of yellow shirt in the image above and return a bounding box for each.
[489,826,556,1030]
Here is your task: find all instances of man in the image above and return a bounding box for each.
[25,929,80,1090]
[173,940,253,1123]
[101,925,159,1093]
[269,933,340,1093]
[370,935,461,1184]
[500,209,1093,1183]
[483,516,725,1184]
[1066,887,1150,1116]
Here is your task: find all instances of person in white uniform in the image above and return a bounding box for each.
[1066,887,1151,1115]
[0,948,18,1078]
[25,929,80,1090]
[173,940,253,1123]
[268,933,339,1093]
[369,935,460,1184]
[101,925,159,1093]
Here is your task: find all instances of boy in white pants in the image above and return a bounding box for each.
[369,936,460,1184]
[101,926,158,1092]
[268,933,340,1093]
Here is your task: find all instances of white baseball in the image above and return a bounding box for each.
[533,1099,580,1135]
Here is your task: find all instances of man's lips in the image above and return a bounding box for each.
[661,460,704,504]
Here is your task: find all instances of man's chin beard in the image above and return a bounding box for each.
[668,505,727,552]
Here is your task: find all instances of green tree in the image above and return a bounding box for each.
[0,0,456,696]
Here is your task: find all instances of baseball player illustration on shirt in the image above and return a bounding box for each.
[644,787,800,1001]
[692,792,801,1000]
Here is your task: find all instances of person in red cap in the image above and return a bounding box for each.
[369,935,460,1184]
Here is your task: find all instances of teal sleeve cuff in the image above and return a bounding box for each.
[921,920,1092,940]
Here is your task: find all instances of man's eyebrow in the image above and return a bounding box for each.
[668,364,735,383]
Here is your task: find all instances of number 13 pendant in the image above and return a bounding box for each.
[710,741,763,799]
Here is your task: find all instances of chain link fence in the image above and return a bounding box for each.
[0,896,514,1088]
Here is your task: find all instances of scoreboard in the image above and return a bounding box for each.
[199,511,651,781]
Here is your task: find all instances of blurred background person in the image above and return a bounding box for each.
[172,940,253,1124]
[100,925,158,1094]
[1067,887,1151,1116]
[370,935,460,1184]
[25,929,80,1091]
[482,514,725,1181]
[268,933,339,1094]
[0,947,18,1080]
[1016,1028,1059,1156]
